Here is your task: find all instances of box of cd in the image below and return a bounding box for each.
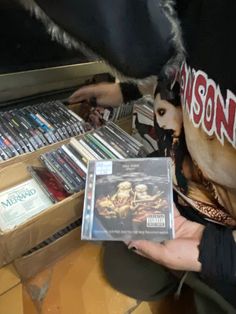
[0,151,84,267]
[81,158,174,241]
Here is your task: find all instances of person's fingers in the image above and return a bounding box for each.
[129,240,166,263]
[124,241,131,246]
[132,249,147,258]
[131,239,201,271]
[68,85,99,103]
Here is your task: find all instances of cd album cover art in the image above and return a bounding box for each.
[82,158,174,241]
[28,166,70,202]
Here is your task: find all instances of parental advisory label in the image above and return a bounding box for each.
[146,214,166,228]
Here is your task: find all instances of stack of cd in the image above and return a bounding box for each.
[40,121,147,195]
[77,101,134,128]
[0,100,88,161]
[133,96,154,121]
[109,102,134,122]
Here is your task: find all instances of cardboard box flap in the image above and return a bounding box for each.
[0,264,20,296]
[0,192,84,267]
[14,226,81,280]
[0,162,30,191]
[0,284,23,314]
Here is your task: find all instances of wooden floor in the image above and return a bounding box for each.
[23,242,195,314]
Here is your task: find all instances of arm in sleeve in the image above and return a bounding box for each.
[119,81,156,104]
[198,223,236,284]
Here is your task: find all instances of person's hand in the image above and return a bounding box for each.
[127,206,204,272]
[68,83,123,107]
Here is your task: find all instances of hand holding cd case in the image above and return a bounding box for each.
[81,158,174,241]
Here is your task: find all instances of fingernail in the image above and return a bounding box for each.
[128,246,137,252]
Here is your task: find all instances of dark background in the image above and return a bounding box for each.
[0,0,92,74]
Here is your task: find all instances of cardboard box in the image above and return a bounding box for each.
[14,226,81,280]
[0,158,84,267]
[0,116,132,268]
[0,264,20,294]
[0,265,23,314]
[0,284,23,314]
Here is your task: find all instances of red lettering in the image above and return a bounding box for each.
[181,63,236,147]
[192,74,206,126]
[204,84,215,133]
[216,93,236,143]
[185,71,195,114]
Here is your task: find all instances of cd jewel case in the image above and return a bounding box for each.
[82,158,174,241]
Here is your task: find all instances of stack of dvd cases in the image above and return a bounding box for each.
[40,121,147,195]
[0,100,88,161]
